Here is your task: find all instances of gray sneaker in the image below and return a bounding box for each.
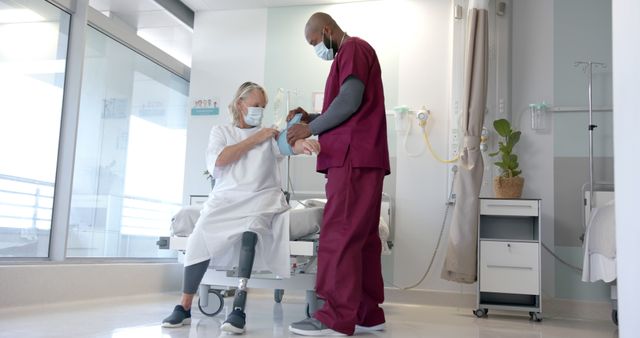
[289,318,346,336]
[161,305,191,328]
[355,323,385,333]
[220,309,246,334]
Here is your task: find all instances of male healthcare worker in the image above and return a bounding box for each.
[286,12,390,336]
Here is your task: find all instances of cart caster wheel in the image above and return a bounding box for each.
[198,290,224,317]
[274,289,284,303]
[473,308,488,318]
[612,309,618,326]
[529,312,542,322]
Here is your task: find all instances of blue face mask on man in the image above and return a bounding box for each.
[244,107,264,126]
[314,31,334,61]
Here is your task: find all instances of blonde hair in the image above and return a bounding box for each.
[229,82,268,126]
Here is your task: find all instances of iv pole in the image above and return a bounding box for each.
[286,90,292,199]
[574,61,606,211]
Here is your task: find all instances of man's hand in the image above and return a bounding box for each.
[294,139,321,155]
[287,107,311,123]
[287,124,311,146]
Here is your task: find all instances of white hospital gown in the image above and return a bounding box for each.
[184,124,291,277]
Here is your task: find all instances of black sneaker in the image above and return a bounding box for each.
[161,305,191,328]
[220,309,246,334]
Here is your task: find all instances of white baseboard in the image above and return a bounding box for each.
[0,263,182,309]
[383,287,613,321]
[0,264,613,322]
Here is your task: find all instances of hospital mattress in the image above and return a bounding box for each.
[168,198,391,255]
[170,204,323,240]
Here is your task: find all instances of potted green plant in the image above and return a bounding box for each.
[488,118,524,198]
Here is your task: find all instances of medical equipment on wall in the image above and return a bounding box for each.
[396,105,461,163]
[529,102,548,131]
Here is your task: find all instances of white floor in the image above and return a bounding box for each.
[0,291,617,338]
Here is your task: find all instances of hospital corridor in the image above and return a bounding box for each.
[0,0,638,337]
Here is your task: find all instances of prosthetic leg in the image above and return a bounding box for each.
[221,231,258,334]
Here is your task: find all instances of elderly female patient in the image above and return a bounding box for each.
[162,82,320,334]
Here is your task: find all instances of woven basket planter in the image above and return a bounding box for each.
[493,176,524,198]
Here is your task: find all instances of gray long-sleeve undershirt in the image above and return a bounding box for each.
[308,76,365,135]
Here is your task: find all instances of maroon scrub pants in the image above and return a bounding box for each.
[314,158,386,335]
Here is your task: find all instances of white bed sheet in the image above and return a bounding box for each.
[170,198,391,253]
[171,204,322,240]
[582,199,616,283]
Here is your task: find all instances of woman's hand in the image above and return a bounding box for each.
[294,139,321,155]
[215,127,279,167]
[250,127,280,144]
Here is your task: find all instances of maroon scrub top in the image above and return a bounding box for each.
[316,37,390,175]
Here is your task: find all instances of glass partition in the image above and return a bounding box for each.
[67,27,189,258]
[552,0,613,301]
[0,0,70,257]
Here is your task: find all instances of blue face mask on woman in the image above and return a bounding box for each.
[244,107,264,126]
[314,31,334,61]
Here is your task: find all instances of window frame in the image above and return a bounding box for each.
[1,0,190,263]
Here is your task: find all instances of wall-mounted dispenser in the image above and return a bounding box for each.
[529,102,548,131]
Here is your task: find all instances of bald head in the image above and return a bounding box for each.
[305,12,336,36]
[304,12,347,51]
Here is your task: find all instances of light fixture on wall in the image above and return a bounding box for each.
[454,5,463,20]
[496,2,507,16]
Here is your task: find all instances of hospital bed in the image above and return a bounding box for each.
[580,184,617,325]
[157,192,393,317]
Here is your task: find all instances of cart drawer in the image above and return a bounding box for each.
[480,241,539,295]
[480,199,539,217]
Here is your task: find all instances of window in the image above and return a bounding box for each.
[0,0,70,257]
[67,27,188,258]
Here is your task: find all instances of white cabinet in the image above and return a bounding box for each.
[475,198,542,322]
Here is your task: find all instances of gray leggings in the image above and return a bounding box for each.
[183,259,210,294]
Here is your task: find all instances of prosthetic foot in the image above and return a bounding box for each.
[221,232,257,334]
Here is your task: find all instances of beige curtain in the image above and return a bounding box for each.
[441,6,489,284]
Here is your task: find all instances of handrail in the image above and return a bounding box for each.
[0,174,180,232]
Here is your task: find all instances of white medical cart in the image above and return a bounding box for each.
[474,198,542,322]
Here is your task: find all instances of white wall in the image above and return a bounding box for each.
[393,0,475,293]
[511,0,556,297]
[182,8,268,203]
[612,0,640,335]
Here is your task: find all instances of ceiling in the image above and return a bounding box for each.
[89,0,193,66]
[179,0,369,12]
[84,0,371,67]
